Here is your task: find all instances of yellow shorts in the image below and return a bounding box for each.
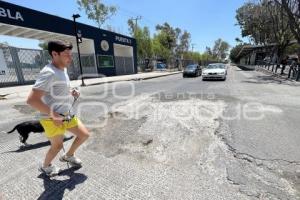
[40,116,81,138]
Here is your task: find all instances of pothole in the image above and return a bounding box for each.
[86,95,226,168]
[87,113,149,158]
[85,93,299,199]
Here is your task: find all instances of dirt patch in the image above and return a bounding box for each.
[87,113,150,158]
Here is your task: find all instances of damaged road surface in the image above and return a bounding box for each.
[87,96,249,199]
[1,65,300,199]
[86,93,297,199]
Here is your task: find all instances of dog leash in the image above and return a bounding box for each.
[64,93,79,122]
[62,88,80,169]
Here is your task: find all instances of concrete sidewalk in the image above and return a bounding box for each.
[0,71,181,100]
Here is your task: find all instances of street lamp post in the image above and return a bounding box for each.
[72,14,85,86]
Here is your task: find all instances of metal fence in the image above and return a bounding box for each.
[136,57,225,72]
[0,46,98,87]
[115,56,134,75]
[137,58,183,72]
[257,60,300,81]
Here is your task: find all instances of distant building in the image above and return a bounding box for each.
[0,1,137,77]
[236,41,298,66]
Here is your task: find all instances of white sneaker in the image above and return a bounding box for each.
[59,154,82,166]
[39,164,61,176]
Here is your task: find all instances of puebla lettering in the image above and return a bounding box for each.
[115,36,131,44]
[0,8,24,21]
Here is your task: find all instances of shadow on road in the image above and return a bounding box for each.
[37,167,87,200]
[1,136,73,154]
[242,75,299,87]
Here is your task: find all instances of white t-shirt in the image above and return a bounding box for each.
[33,63,74,118]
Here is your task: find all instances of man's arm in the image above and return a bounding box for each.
[27,89,63,125]
[27,89,51,115]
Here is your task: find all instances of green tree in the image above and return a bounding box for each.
[229,44,248,63]
[127,19,153,61]
[205,46,213,56]
[127,19,135,36]
[176,30,191,58]
[236,0,294,64]
[204,39,230,61]
[152,32,172,60]
[263,0,293,63]
[191,52,202,63]
[148,22,193,63]
[38,42,48,50]
[155,23,180,54]
[201,51,218,65]
[212,38,230,60]
[236,2,273,44]
[285,43,300,55]
[77,0,117,28]
[274,0,300,44]
[235,37,244,45]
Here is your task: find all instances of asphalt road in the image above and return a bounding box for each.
[1,65,300,199]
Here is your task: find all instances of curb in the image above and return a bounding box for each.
[85,71,182,86]
[132,71,182,80]
[0,72,182,95]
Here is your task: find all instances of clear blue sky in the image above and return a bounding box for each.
[1,0,247,53]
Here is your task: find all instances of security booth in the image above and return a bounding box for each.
[0,1,137,86]
[235,44,279,66]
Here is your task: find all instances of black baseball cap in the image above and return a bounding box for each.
[48,40,73,56]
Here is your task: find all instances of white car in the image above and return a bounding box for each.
[202,63,227,81]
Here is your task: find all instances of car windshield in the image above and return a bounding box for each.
[186,65,197,69]
[206,64,225,69]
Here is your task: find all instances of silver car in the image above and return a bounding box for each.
[202,63,227,81]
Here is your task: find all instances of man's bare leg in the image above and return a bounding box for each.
[66,122,89,156]
[44,135,64,167]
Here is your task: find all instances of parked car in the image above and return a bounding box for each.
[202,63,227,81]
[156,62,167,70]
[183,64,202,77]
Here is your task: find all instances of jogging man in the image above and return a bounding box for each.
[27,40,90,176]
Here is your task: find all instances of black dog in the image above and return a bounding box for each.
[5,120,44,146]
